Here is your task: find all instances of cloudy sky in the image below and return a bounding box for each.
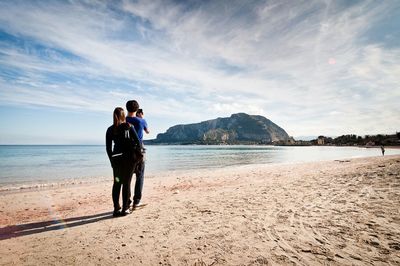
[0,0,399,144]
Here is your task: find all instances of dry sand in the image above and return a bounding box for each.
[0,155,399,265]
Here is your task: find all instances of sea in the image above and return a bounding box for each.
[0,145,399,191]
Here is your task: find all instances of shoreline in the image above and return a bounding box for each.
[1,152,398,194]
[1,155,400,265]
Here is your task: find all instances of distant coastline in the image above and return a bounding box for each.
[144,132,400,147]
[145,113,399,147]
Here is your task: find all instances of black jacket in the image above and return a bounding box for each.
[106,123,141,166]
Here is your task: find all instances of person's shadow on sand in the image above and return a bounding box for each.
[0,211,114,240]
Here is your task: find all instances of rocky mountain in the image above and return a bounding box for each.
[147,113,290,145]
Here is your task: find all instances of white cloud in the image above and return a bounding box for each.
[0,0,399,137]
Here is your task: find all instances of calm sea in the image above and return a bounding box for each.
[0,145,398,190]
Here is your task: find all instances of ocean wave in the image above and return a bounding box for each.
[0,176,109,193]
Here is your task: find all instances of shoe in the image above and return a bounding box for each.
[113,210,122,217]
[133,202,146,209]
[121,209,131,216]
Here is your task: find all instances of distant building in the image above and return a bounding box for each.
[365,141,375,147]
[287,137,295,145]
[317,136,325,145]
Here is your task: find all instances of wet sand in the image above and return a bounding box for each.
[0,155,399,265]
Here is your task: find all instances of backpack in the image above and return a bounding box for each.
[118,123,143,164]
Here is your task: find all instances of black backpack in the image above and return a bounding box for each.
[118,123,143,163]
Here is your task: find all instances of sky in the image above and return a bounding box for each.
[0,0,399,144]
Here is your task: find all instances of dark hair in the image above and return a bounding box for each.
[137,109,143,115]
[113,107,125,129]
[126,100,139,113]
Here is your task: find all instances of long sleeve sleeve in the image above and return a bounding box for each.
[106,126,113,162]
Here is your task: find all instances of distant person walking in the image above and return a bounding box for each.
[106,107,142,217]
[381,145,385,156]
[126,101,149,209]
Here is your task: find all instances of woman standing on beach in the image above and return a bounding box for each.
[106,107,142,217]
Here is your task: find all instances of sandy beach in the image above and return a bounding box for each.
[0,155,399,265]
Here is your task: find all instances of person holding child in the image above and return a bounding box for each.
[126,101,149,209]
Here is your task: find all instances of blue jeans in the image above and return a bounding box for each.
[133,160,145,205]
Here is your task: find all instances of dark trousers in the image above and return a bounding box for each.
[112,158,134,211]
[133,160,145,205]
